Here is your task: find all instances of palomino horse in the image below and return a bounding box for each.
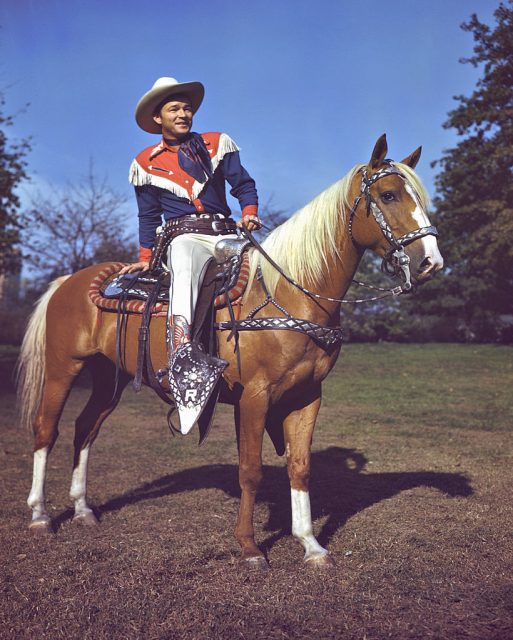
[17,135,443,567]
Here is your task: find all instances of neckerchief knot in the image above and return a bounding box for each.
[178,133,213,184]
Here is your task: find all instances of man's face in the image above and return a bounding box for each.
[153,96,193,141]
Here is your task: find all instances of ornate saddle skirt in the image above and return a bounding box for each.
[88,250,251,316]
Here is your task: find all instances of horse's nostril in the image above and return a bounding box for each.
[419,256,432,273]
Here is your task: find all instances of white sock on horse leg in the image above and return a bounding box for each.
[69,446,94,518]
[290,488,328,560]
[27,446,50,525]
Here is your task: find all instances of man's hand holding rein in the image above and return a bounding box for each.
[238,212,262,232]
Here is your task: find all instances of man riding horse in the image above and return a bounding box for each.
[120,77,261,433]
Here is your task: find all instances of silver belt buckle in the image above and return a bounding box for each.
[212,218,225,233]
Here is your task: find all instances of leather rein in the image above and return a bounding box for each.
[216,163,439,351]
[245,162,439,304]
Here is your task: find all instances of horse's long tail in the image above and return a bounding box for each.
[16,275,71,431]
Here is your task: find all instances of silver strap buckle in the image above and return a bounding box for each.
[212,219,227,233]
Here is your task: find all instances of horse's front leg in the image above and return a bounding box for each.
[283,385,334,567]
[234,394,268,569]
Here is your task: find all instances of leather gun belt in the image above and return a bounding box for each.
[149,214,237,271]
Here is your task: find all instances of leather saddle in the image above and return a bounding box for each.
[87,237,252,447]
[89,238,252,315]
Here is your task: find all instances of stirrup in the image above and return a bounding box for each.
[167,342,228,434]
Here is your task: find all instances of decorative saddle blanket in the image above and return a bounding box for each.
[88,251,251,316]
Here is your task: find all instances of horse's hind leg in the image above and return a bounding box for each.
[70,356,130,525]
[283,384,334,567]
[28,361,84,534]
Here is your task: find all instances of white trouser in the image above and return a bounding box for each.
[167,232,238,325]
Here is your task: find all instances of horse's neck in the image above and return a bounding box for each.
[274,205,361,323]
[257,176,364,322]
[327,180,365,300]
[318,226,362,311]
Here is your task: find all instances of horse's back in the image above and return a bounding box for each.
[46,263,126,361]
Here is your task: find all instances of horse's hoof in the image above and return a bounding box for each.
[29,519,52,536]
[73,511,99,527]
[305,552,335,568]
[240,555,269,571]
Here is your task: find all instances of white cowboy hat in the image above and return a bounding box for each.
[135,77,205,134]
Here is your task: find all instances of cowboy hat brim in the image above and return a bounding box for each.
[135,77,205,134]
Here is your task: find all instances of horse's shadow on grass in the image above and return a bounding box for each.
[66,446,472,549]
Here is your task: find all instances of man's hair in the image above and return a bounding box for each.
[153,93,192,117]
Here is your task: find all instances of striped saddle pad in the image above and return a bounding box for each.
[89,252,251,316]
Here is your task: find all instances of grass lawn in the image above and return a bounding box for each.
[1,343,512,639]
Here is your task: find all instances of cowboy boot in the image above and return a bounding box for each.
[169,314,192,353]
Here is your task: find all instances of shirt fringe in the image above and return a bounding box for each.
[129,160,191,200]
[129,132,240,202]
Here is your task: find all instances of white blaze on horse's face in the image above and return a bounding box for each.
[403,183,444,282]
[368,169,444,285]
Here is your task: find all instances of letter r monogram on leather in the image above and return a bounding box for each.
[167,342,228,434]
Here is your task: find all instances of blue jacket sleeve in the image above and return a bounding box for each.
[135,185,163,248]
[222,151,258,211]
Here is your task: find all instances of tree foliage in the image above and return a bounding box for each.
[0,93,30,275]
[423,2,513,341]
[351,3,513,343]
[22,167,137,280]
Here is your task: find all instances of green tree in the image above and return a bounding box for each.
[423,2,513,341]
[0,93,30,275]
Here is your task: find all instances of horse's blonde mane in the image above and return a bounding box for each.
[245,161,430,299]
[247,164,363,297]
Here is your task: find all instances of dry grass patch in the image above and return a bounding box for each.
[1,344,512,639]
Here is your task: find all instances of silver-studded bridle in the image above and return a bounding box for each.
[214,162,440,349]
[348,163,438,291]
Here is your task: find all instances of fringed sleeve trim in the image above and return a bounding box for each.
[218,133,240,157]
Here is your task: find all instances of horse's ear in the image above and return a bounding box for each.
[370,134,388,168]
[400,146,422,169]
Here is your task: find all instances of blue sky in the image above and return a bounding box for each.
[1,0,498,230]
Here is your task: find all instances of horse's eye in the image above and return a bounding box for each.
[381,192,395,203]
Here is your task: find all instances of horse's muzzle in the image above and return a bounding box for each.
[416,254,444,283]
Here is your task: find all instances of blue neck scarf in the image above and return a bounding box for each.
[174,133,213,184]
